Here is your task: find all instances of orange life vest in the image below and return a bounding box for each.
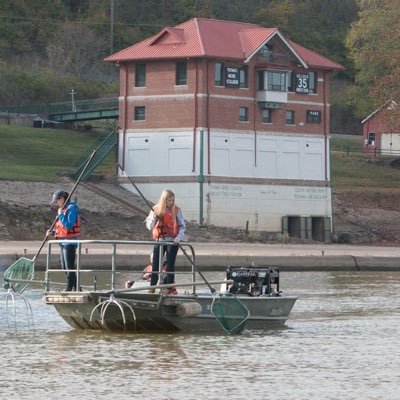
[55,206,80,239]
[152,208,179,240]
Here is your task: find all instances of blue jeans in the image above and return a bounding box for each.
[151,243,179,286]
[60,244,77,290]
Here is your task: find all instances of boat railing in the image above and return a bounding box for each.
[44,239,199,293]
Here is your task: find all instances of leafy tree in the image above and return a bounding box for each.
[254,0,358,72]
[46,22,104,79]
[0,0,67,56]
[346,0,400,122]
[0,0,362,137]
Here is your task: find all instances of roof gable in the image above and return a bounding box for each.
[362,101,398,124]
[242,29,307,68]
[239,28,277,59]
[104,17,343,71]
[148,27,186,46]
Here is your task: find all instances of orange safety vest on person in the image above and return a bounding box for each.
[152,208,179,240]
[55,207,80,239]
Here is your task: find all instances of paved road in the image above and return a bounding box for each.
[1,240,400,270]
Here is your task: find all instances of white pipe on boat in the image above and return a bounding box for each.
[176,302,202,317]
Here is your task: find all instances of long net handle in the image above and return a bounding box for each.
[32,149,97,262]
[118,164,155,211]
[178,244,215,293]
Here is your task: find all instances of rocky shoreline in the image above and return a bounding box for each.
[1,178,400,245]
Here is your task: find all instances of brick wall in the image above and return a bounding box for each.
[120,58,330,135]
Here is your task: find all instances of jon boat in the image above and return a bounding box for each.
[42,239,298,334]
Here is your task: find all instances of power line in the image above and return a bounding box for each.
[0,15,164,27]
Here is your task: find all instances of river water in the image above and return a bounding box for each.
[1,270,399,400]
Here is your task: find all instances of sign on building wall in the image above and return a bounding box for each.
[225,67,239,88]
[295,73,310,94]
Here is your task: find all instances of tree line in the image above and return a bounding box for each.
[0,0,398,134]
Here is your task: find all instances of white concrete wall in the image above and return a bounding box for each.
[121,181,331,232]
[121,129,329,180]
[122,130,195,177]
[210,130,327,180]
[119,128,331,231]
[205,183,331,230]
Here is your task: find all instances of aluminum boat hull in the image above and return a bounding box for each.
[44,291,297,333]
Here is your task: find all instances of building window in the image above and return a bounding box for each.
[257,70,265,90]
[309,71,317,94]
[267,71,287,92]
[176,61,187,85]
[135,64,146,87]
[262,109,272,123]
[260,44,273,59]
[286,110,295,124]
[239,65,248,88]
[215,62,224,86]
[306,110,321,123]
[134,106,145,121]
[367,132,375,145]
[239,107,248,122]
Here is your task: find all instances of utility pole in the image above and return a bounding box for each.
[70,89,77,112]
[110,0,114,54]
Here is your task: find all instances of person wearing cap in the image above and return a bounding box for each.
[47,190,81,291]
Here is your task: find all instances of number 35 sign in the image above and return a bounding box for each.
[295,73,309,93]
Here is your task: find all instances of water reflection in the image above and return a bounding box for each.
[0,271,399,400]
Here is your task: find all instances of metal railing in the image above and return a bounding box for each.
[332,144,400,157]
[0,97,118,117]
[44,239,199,294]
[71,129,117,181]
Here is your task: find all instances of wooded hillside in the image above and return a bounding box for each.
[1,0,398,135]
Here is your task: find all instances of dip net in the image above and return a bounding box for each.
[3,257,34,294]
[211,293,250,334]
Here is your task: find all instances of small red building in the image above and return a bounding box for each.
[105,17,343,240]
[362,101,400,155]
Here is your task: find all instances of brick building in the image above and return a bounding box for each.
[105,18,343,241]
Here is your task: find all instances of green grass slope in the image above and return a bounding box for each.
[1,125,399,188]
[331,135,400,189]
[0,125,114,182]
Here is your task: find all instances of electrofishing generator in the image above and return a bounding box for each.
[226,265,280,296]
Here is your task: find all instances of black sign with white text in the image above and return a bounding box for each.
[295,73,310,93]
[225,67,239,88]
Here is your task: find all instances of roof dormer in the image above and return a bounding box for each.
[148,27,186,46]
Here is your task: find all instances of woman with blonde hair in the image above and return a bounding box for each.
[145,189,185,294]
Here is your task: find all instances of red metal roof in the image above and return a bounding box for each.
[287,39,343,71]
[104,17,343,71]
[239,28,277,58]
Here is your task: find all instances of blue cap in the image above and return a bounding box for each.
[50,190,68,205]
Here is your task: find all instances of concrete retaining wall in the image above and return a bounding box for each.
[2,252,400,272]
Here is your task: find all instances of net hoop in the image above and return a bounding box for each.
[3,257,35,294]
[211,293,250,334]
